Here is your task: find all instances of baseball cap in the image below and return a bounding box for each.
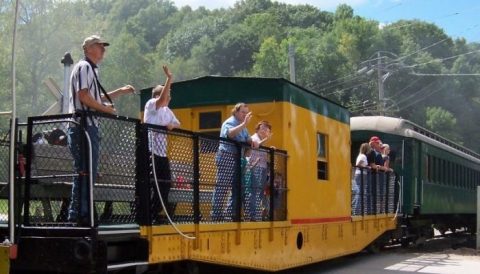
[82,35,110,49]
[369,136,382,143]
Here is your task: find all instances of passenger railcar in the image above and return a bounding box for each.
[0,77,397,273]
[351,116,480,244]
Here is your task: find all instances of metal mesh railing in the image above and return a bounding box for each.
[198,136,220,222]
[95,115,138,225]
[270,150,288,221]
[22,112,289,227]
[351,167,398,216]
[144,124,289,224]
[25,115,76,225]
[0,125,10,224]
[145,124,196,224]
[24,113,140,226]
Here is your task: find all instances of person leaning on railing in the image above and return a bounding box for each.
[67,35,135,225]
[210,103,260,221]
[352,143,371,215]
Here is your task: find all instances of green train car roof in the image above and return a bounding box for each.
[351,116,480,163]
[140,76,350,124]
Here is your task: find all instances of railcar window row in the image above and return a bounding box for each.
[426,154,480,189]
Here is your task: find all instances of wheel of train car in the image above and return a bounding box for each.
[425,227,434,239]
[366,241,382,254]
[438,227,447,236]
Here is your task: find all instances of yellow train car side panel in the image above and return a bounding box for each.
[281,102,352,220]
[139,77,397,271]
[0,245,10,274]
[142,217,396,271]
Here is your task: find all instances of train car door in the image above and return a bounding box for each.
[413,139,423,214]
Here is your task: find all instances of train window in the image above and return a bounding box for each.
[455,164,461,187]
[199,111,222,129]
[442,160,447,184]
[199,111,222,137]
[433,157,438,183]
[447,161,452,185]
[427,155,433,182]
[317,161,328,180]
[316,133,328,180]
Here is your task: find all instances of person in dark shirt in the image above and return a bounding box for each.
[367,136,388,171]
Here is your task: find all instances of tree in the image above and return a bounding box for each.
[101,32,154,117]
[426,106,460,143]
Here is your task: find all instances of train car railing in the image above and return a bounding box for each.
[0,119,26,228]
[23,113,140,227]
[141,123,288,224]
[351,167,398,216]
[0,124,10,225]
[21,112,288,227]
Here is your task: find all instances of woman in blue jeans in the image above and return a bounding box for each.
[245,121,272,221]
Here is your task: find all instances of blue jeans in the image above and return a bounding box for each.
[245,166,267,221]
[67,125,99,222]
[211,150,238,221]
[352,173,367,215]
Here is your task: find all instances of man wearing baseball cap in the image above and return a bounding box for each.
[367,136,385,169]
[67,34,135,225]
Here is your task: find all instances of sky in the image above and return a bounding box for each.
[171,0,480,42]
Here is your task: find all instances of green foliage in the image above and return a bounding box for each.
[426,107,460,142]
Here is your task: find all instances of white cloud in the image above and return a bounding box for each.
[172,0,371,11]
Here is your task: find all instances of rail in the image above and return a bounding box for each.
[16,112,287,227]
[351,166,399,216]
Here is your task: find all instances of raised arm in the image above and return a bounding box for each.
[156,65,173,108]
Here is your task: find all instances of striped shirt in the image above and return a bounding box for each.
[69,58,102,126]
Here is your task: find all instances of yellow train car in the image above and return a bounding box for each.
[139,76,397,271]
[2,76,397,273]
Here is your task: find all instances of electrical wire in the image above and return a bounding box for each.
[395,84,445,111]
[405,49,480,68]
[386,80,437,109]
[387,77,422,99]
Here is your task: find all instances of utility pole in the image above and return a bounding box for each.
[61,53,74,114]
[288,44,296,83]
[377,52,385,116]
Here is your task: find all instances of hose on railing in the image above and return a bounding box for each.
[151,148,195,240]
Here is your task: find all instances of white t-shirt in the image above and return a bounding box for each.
[144,98,180,157]
[249,133,268,168]
[355,153,368,175]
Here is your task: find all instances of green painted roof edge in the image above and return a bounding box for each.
[140,76,350,124]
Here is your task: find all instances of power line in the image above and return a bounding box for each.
[396,85,445,111]
[388,77,422,99]
[405,49,480,68]
[387,80,438,109]
[411,73,480,76]
[322,78,374,97]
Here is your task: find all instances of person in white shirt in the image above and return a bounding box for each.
[352,142,371,215]
[143,65,180,224]
[245,121,272,221]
